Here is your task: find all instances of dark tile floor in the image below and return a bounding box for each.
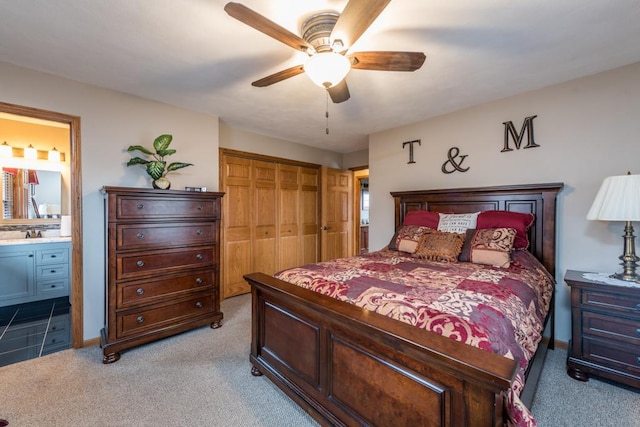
[0,297,71,367]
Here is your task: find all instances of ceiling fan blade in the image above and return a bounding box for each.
[328,80,351,103]
[348,51,426,71]
[224,2,313,53]
[251,65,305,87]
[330,0,391,51]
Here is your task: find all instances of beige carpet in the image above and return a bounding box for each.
[1,293,638,426]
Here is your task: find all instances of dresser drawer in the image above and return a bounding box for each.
[116,246,214,280]
[115,196,219,220]
[117,292,215,337]
[582,288,640,316]
[116,222,217,250]
[118,269,214,307]
[583,336,640,377]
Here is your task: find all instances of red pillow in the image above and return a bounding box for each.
[476,210,534,249]
[403,210,441,228]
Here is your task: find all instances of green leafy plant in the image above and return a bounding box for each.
[126,134,193,181]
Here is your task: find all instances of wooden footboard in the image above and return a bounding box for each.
[246,272,517,427]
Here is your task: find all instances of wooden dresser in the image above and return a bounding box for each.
[565,270,640,388]
[101,186,224,363]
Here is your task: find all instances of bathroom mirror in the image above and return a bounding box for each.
[1,168,62,219]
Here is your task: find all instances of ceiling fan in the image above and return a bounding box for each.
[224,0,426,103]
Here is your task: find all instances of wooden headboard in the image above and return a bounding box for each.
[391,183,563,275]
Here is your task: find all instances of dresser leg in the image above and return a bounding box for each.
[567,366,589,382]
[251,365,263,377]
[102,352,121,364]
[210,320,222,329]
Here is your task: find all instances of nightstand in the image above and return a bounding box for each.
[565,270,640,388]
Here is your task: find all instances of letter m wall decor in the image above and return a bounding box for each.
[501,115,539,152]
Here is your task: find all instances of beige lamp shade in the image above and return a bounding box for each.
[587,174,640,221]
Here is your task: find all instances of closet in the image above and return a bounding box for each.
[220,149,320,298]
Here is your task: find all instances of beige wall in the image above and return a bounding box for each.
[368,62,640,343]
[219,121,343,168]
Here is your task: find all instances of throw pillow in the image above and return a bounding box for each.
[388,225,430,253]
[437,212,480,234]
[468,228,517,268]
[415,229,465,262]
[476,210,535,249]
[403,210,441,228]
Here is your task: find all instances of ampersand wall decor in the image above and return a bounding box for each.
[441,147,470,174]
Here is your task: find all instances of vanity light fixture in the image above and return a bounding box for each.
[48,147,61,162]
[0,141,12,158]
[24,144,37,160]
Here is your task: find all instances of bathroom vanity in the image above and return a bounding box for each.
[0,238,71,307]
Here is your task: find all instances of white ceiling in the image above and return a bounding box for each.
[1,0,639,153]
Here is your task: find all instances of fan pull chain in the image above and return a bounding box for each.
[325,89,329,135]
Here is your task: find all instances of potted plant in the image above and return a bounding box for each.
[126,134,193,189]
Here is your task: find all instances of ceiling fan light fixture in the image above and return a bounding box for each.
[303,52,351,88]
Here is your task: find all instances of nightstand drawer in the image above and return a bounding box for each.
[582,289,640,316]
[583,311,640,344]
[583,336,640,376]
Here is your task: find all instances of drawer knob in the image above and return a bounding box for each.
[137,203,144,209]
[636,304,640,311]
[195,302,203,308]
[52,326,57,331]
[51,254,57,258]
[136,232,144,239]
[50,284,56,288]
[136,260,145,267]
[196,278,203,284]
[196,253,203,260]
[136,316,144,323]
[50,270,56,273]
[197,205,203,210]
[196,229,202,235]
[136,288,144,295]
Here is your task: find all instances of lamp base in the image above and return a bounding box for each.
[612,220,639,283]
[610,272,640,283]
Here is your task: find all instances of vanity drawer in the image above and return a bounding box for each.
[118,269,215,307]
[116,246,214,280]
[115,196,219,220]
[37,278,69,296]
[117,292,215,337]
[36,263,68,281]
[36,246,69,265]
[116,222,217,250]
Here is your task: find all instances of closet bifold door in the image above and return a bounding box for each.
[219,150,320,299]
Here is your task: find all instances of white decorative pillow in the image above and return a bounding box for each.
[437,212,480,234]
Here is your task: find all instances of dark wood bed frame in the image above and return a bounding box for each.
[244,183,563,426]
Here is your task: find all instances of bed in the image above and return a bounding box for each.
[244,182,563,426]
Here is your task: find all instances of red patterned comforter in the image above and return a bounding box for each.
[274,249,555,427]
